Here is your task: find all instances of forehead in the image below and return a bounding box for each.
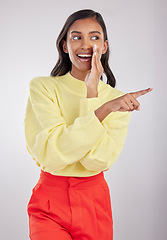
[67,18,103,35]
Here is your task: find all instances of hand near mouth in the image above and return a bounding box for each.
[85,44,104,98]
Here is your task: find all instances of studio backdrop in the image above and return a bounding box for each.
[0,0,166,239]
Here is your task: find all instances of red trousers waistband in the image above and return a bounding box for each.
[38,170,105,188]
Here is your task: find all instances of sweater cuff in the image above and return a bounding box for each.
[79,98,102,117]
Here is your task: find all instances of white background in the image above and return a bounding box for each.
[0,0,166,239]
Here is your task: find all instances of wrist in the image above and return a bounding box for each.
[87,87,98,98]
[102,102,112,115]
[94,102,111,122]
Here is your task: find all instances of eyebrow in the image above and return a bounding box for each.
[70,31,101,35]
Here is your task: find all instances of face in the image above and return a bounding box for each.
[62,18,108,76]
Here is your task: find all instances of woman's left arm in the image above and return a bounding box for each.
[79,109,131,172]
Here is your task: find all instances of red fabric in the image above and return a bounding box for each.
[27,170,113,240]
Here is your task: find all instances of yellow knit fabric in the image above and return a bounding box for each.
[24,71,131,177]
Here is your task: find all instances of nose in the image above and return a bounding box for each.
[81,38,92,50]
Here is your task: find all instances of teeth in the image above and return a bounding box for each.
[77,54,92,57]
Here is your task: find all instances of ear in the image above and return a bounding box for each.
[102,40,108,54]
[62,40,68,53]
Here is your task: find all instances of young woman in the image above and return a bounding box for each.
[24,9,153,240]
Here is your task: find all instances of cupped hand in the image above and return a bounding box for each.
[107,88,153,112]
[85,44,104,97]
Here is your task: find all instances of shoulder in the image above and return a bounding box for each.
[29,75,61,87]
[28,75,65,94]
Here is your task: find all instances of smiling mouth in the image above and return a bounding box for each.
[77,54,92,62]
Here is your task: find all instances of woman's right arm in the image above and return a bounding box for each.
[94,88,153,122]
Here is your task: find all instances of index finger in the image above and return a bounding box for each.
[131,88,153,98]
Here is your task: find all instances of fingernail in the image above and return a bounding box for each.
[94,44,97,50]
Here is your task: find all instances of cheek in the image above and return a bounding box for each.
[66,45,76,60]
[97,46,103,57]
[67,40,79,52]
[97,42,105,53]
[67,46,78,63]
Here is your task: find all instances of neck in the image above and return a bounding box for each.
[70,68,89,81]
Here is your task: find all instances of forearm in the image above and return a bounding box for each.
[94,102,111,122]
[86,87,111,122]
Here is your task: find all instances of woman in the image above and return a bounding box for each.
[24,9,152,240]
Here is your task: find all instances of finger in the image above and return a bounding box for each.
[91,46,97,70]
[131,88,153,98]
[93,45,104,77]
[124,97,134,111]
[93,44,98,67]
[91,45,100,77]
[96,50,103,72]
[92,44,97,58]
[119,100,131,112]
[121,93,138,111]
[128,94,140,110]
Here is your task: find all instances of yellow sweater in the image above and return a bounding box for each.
[24,71,131,177]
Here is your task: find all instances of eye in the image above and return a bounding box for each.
[91,36,99,40]
[72,36,81,40]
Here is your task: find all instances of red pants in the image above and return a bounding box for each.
[27,170,113,240]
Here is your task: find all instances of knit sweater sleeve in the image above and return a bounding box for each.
[24,77,106,171]
[24,77,131,173]
[79,98,131,171]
